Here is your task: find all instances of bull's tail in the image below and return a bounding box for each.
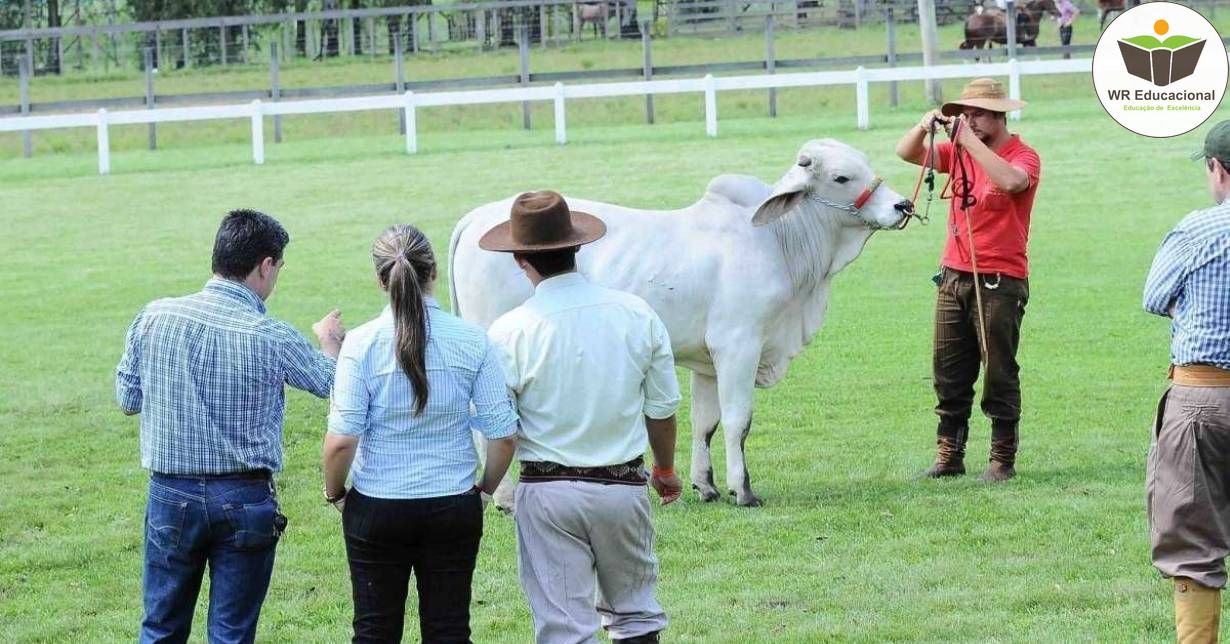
[447,211,472,318]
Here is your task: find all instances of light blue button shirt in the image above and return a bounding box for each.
[328,298,519,499]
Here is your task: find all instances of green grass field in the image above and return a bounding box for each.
[1,66,1226,641]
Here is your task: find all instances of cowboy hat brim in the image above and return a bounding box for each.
[941,97,1028,116]
[478,210,607,253]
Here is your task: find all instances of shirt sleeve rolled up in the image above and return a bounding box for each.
[642,313,681,420]
[470,339,520,440]
[1144,227,1194,317]
[327,336,369,437]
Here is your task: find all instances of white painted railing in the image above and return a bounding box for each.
[0,58,1093,175]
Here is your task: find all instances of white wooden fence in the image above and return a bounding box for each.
[0,57,1092,175]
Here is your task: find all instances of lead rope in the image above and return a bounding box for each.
[937,119,990,368]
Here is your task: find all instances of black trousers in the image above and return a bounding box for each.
[933,267,1029,426]
[342,489,483,644]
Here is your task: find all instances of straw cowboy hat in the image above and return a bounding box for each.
[479,190,607,253]
[940,78,1027,116]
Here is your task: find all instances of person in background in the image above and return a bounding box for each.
[1056,0,1079,59]
[322,224,518,644]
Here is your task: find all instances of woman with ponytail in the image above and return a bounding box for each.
[322,224,518,644]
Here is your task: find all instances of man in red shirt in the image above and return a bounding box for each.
[895,78,1042,482]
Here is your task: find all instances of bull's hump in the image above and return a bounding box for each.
[703,175,772,211]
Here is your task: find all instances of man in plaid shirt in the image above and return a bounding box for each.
[116,209,344,644]
[1144,120,1230,644]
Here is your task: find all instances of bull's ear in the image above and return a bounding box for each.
[752,191,805,226]
[753,160,814,226]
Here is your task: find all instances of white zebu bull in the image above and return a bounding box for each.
[449,139,913,507]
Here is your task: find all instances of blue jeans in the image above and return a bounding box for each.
[141,474,285,644]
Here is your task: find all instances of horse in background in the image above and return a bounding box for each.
[960,0,1058,55]
[1098,0,1141,31]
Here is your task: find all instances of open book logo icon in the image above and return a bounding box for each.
[1118,34,1207,86]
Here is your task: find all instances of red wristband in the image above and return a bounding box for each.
[651,465,675,478]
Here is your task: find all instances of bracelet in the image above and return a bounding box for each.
[323,486,347,504]
[651,465,675,478]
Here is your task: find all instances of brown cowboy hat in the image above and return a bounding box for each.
[478,190,606,253]
[940,78,1027,116]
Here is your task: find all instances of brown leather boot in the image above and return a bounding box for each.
[924,420,968,478]
[979,420,1018,482]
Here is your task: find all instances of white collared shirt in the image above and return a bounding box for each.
[488,272,681,467]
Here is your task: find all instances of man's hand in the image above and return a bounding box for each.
[918,109,950,133]
[952,114,980,148]
[650,466,683,505]
[313,309,345,356]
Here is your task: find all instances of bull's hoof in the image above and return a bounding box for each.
[735,492,763,507]
[692,483,721,502]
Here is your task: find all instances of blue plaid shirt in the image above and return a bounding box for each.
[1143,201,1230,370]
[116,278,336,475]
[327,299,518,499]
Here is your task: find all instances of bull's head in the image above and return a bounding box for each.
[752,139,914,230]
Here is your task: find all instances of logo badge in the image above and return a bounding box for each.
[1093,2,1227,138]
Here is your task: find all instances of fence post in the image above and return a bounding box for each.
[704,74,718,137]
[765,14,776,118]
[145,47,157,151]
[519,24,532,130]
[412,11,421,53]
[554,82,567,144]
[19,54,32,159]
[1009,57,1022,121]
[284,17,293,61]
[182,28,190,68]
[97,109,111,175]
[477,10,487,49]
[1005,0,1017,60]
[61,31,71,73]
[427,9,436,52]
[243,24,250,63]
[642,20,654,124]
[856,65,870,130]
[404,91,417,154]
[220,23,228,66]
[541,5,550,47]
[270,43,282,143]
[395,35,407,134]
[367,17,376,57]
[886,7,898,108]
[251,100,265,165]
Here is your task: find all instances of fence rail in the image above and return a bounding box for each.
[0,57,1095,175]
